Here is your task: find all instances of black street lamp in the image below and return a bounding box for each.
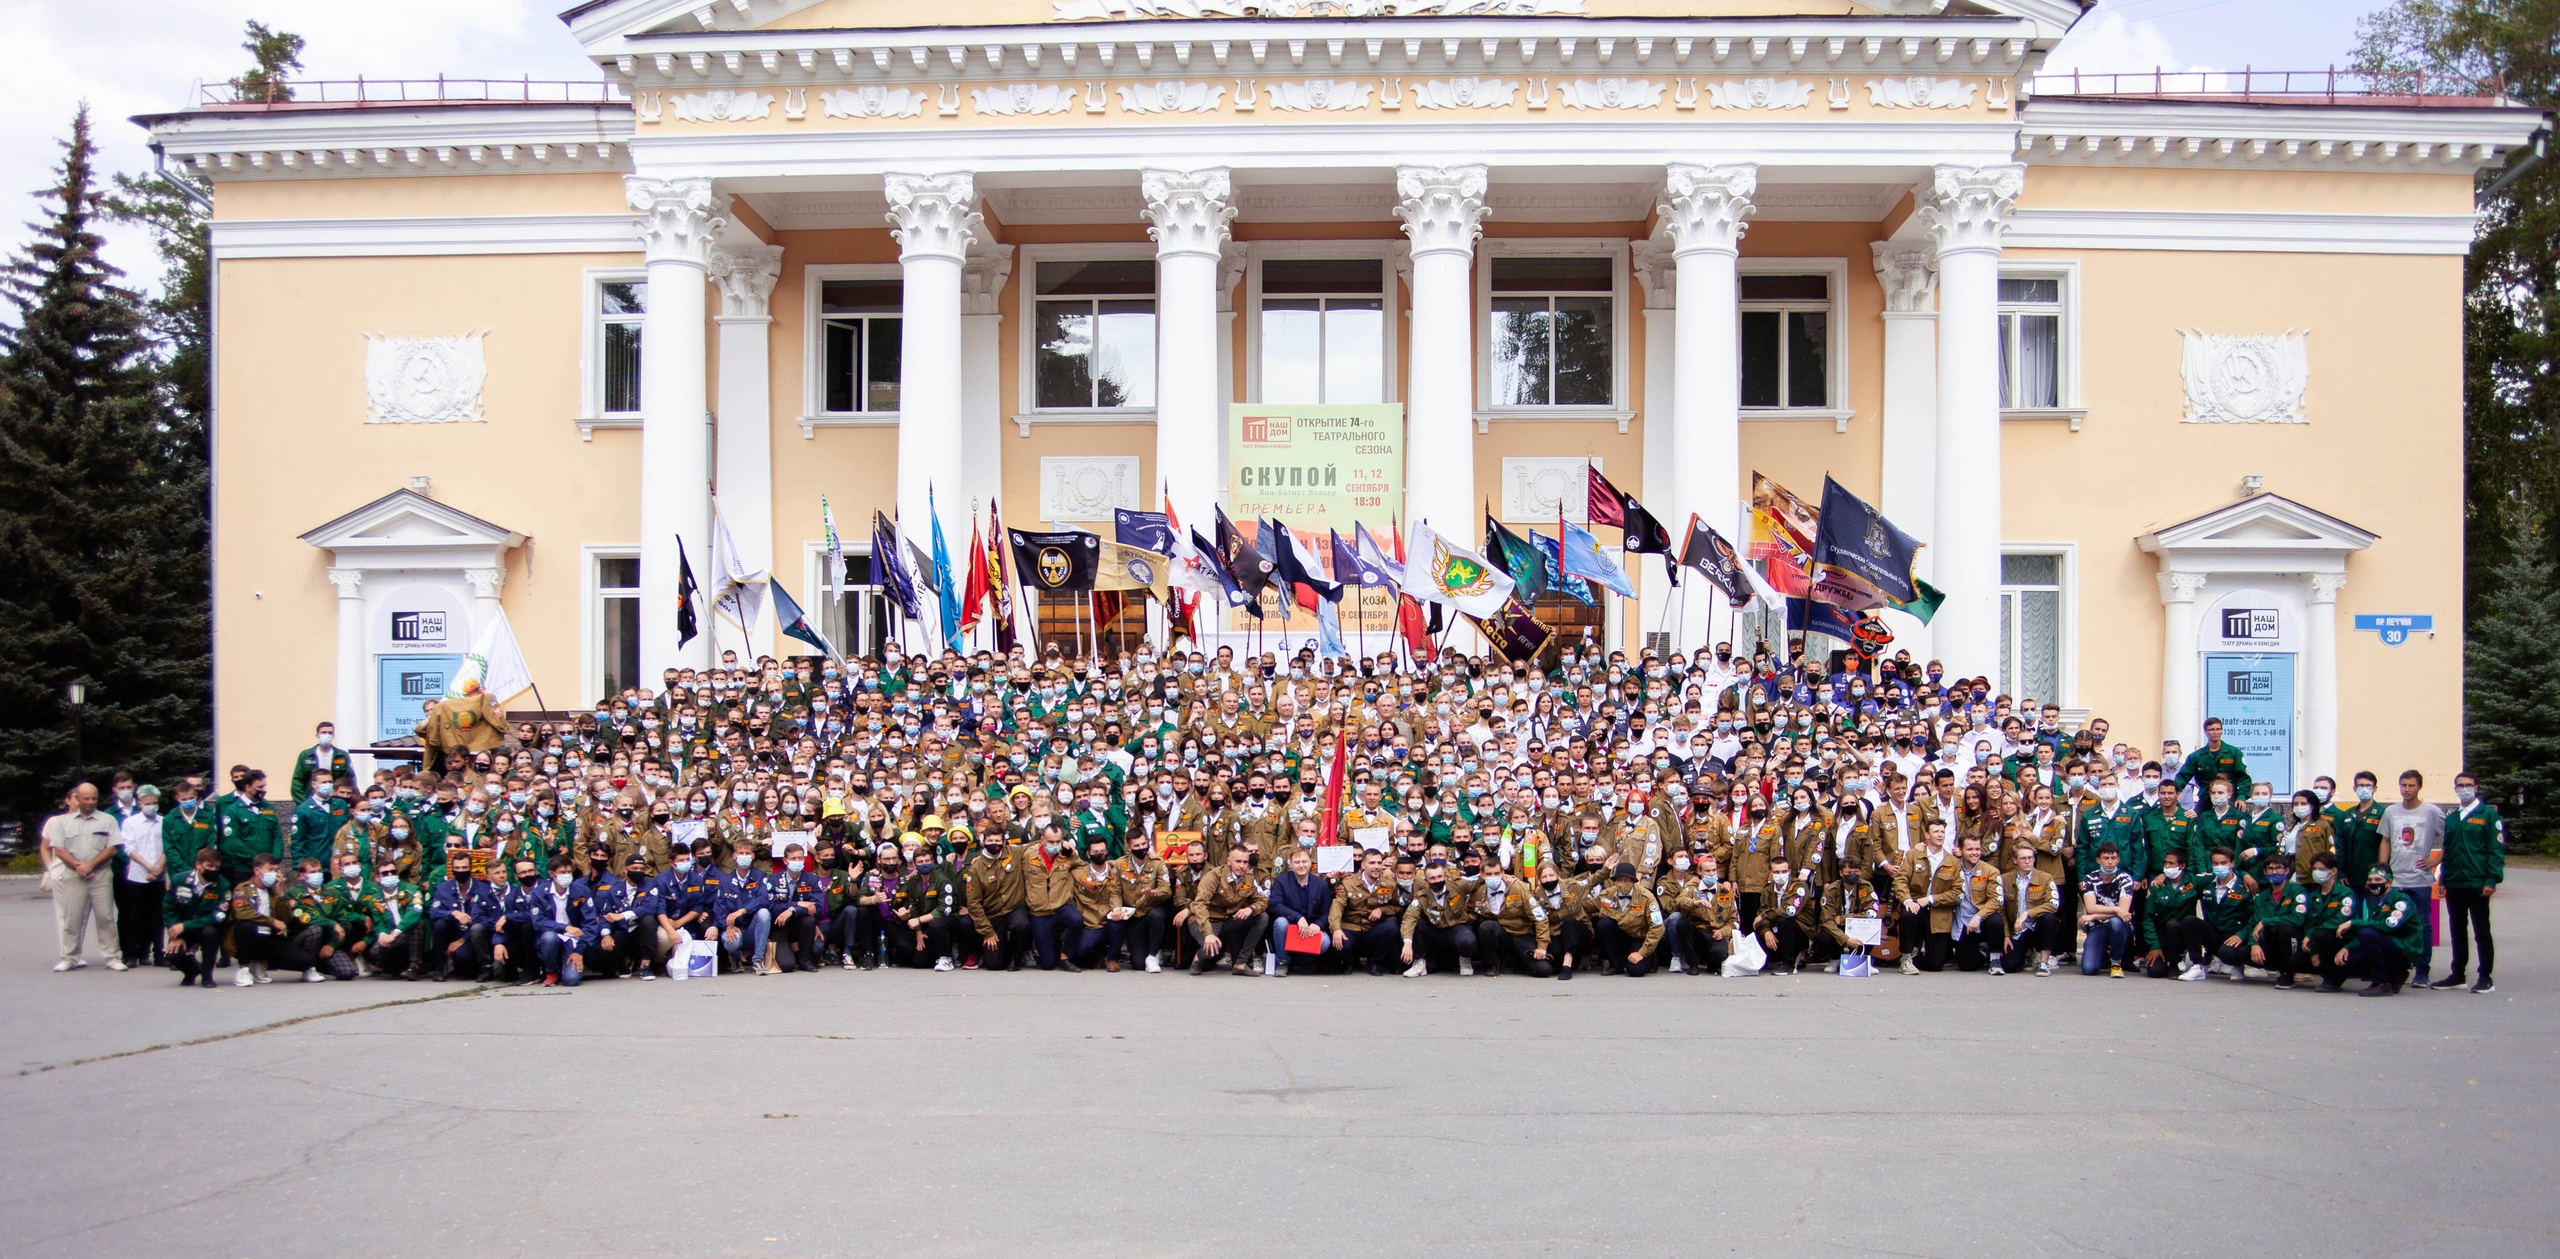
[67,678,86,784]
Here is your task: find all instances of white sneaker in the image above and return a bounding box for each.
[2036,958,2055,976]
[251,963,272,984]
[1458,958,1474,977]
[1403,959,1429,978]
[841,955,858,970]
[932,956,954,972]
[640,970,657,981]
[1143,954,1161,973]
[1669,957,1686,974]
[2178,964,2207,982]
[1899,958,1919,976]
[234,967,256,987]
[106,959,128,972]
[1988,964,2007,976]
[302,968,325,983]
[51,960,73,973]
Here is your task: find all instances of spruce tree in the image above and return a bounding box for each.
[0,107,209,825]
[2465,544,2560,851]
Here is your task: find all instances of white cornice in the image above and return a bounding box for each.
[2005,207,2478,256]
[2017,96,2544,174]
[146,104,634,181]
[209,214,639,259]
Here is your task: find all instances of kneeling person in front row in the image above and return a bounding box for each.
[1999,841,2066,976]
[1190,847,1268,975]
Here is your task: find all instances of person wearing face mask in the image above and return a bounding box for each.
[1995,841,2065,977]
[213,769,281,889]
[163,847,230,988]
[2140,774,2196,883]
[425,849,500,981]
[1113,834,1174,973]
[1189,847,1270,976]
[1059,839,1128,973]
[520,858,595,988]
[587,852,662,979]
[965,828,1032,971]
[1397,854,1484,978]
[654,841,719,963]
[2330,864,2423,997]
[315,855,383,979]
[2077,842,2138,977]
[275,857,348,982]
[2174,717,2252,811]
[2231,784,2284,887]
[711,846,774,977]
[225,855,320,985]
[2192,846,2253,981]
[2224,851,2311,989]
[2298,853,2355,992]
[288,721,352,805]
[762,843,828,973]
[2138,851,2210,980]
[1752,857,1819,976]
[1023,823,1084,972]
[1328,849,1406,977]
[114,784,169,969]
[1665,850,1735,977]
[2433,771,2505,994]
[2323,771,2388,890]
[1822,862,1889,975]
[488,858,547,984]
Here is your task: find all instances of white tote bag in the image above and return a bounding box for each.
[1724,927,1767,977]
[667,929,718,980]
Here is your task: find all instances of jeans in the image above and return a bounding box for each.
[722,907,771,968]
[535,932,583,985]
[116,877,164,964]
[2079,917,2132,973]
[431,919,492,976]
[1030,909,1074,970]
[1269,917,1325,967]
[1071,913,1126,966]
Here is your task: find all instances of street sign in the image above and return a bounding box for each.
[2351,613,2434,646]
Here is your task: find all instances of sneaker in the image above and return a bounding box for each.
[1403,959,1429,978]
[1988,964,2006,977]
[2427,975,2467,990]
[961,957,980,970]
[50,961,73,973]
[931,956,954,972]
[1669,957,1685,974]
[1899,958,1919,976]
[639,970,657,981]
[540,974,559,987]
[106,959,128,972]
[251,964,272,984]
[304,968,326,983]
[2473,977,2497,994]
[2359,981,2399,998]
[2178,964,2206,982]
[2036,958,2054,976]
[1144,954,1161,974]
[1458,958,1474,977]
[2108,965,2125,978]
[2274,977,2295,990]
[234,967,256,987]
[842,954,858,971]
[2315,980,2343,993]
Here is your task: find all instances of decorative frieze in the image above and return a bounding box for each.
[668,89,774,122]
[1705,77,1813,110]
[819,86,928,119]
[363,333,487,425]
[1866,76,1979,110]
[2180,331,2311,425]
[1042,456,1142,523]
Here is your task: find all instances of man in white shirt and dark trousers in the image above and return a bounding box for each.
[41,783,123,972]
[2379,770,2446,986]
[115,785,168,967]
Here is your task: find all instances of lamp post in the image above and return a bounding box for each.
[67,678,86,784]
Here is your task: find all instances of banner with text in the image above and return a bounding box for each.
[1226,403,1404,635]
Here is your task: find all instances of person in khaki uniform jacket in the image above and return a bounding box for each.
[1667,851,1738,975]
[1112,835,1174,972]
[1329,850,1407,975]
[1752,858,1822,974]
[964,835,1031,969]
[1021,827,1082,971]
[1588,864,1667,977]
[1821,866,1891,966]
[1604,796,1669,875]
[1063,841,1125,972]
[1997,840,2068,975]
[1728,807,1779,930]
[2018,788,2071,884]
[1187,847,1268,975]
[1482,866,1555,978]
[1902,822,1964,973]
[1398,857,1485,976]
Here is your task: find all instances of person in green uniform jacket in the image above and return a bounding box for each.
[288,722,353,803]
[2197,848,2256,977]
[2140,780,2195,881]
[290,780,351,869]
[2138,854,2207,978]
[2190,778,2246,883]
[162,849,230,988]
[1070,783,1129,860]
[2233,784,2285,886]
[2323,771,2387,888]
[2431,771,2506,993]
[2243,853,2310,988]
[2338,865,2424,996]
[2174,718,2250,805]
[161,780,217,882]
[317,858,382,978]
[2300,853,2356,992]
[215,770,282,885]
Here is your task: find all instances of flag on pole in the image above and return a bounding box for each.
[709,499,767,634]
[1387,515,1435,661]
[1587,464,1671,554]
[674,535,701,648]
[928,487,963,653]
[821,495,844,585]
[1750,472,1819,597]
[1009,528,1100,592]
[1531,530,1593,607]
[1560,520,1637,598]
[450,606,537,705]
[1096,540,1170,601]
[1485,513,1547,602]
[1401,521,1515,617]
[1215,506,1275,601]
[1315,600,1349,658]
[1113,507,1176,556]
[1887,577,1946,625]
[961,511,992,632]
[1678,515,1756,606]
[1184,527,1248,609]
[986,500,1022,653]
[1808,475,1922,613]
[1316,724,1349,848]
[1331,528,1394,588]
[768,578,837,659]
[870,512,920,620]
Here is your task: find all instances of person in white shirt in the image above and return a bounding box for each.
[41,783,123,972]
[116,785,168,967]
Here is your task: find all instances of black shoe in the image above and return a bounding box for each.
[2359,982,2399,997]
[1557,965,1573,981]
[2274,977,2295,990]
[2314,980,2343,993]
[1190,952,1210,974]
[1008,957,1025,972]
[199,972,218,988]
[2473,977,2497,994]
[1059,959,1082,973]
[2427,975,2467,990]
[1363,960,1381,976]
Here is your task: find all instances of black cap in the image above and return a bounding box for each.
[625,852,649,867]
[1612,862,1639,881]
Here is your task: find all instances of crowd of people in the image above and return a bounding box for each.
[40,636,2508,998]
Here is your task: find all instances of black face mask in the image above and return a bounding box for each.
[517,874,538,887]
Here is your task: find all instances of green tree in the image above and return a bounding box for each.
[230,20,306,103]
[0,107,209,826]
[2463,544,2560,845]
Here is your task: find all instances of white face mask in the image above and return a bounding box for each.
[2356,785,2375,803]
[734,854,754,869]
[340,865,361,880]
[553,874,573,890]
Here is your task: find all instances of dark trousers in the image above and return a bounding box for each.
[1952,913,2009,971]
[359,928,424,976]
[2445,887,2495,981]
[886,913,949,968]
[599,921,656,975]
[170,924,224,980]
[1030,909,1075,970]
[1070,914,1126,966]
[1494,929,1554,978]
[2001,914,2065,970]
[770,908,818,967]
[834,904,888,962]
[1123,906,1168,962]
[2215,922,2300,975]
[116,878,164,964]
[2337,926,2412,987]
[1189,912,1267,967]
[1413,920,1479,974]
[1678,919,1732,974]
[983,906,1032,968]
[2144,917,2212,976]
[1594,919,1657,976]
[1756,918,1806,972]
[430,918,492,976]
[233,926,314,971]
[1345,920,1401,969]
[1733,892,1764,937]
[1918,930,1953,972]
[499,921,539,979]
[293,924,357,979]
[1549,918,1592,969]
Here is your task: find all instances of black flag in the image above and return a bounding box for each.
[1008,529,1100,593]
[1216,505,1275,597]
[674,535,701,648]
[1679,515,1753,606]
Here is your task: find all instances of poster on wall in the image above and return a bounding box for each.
[377,654,463,744]
[2202,653,2294,795]
[1225,403,1403,633]
[371,583,471,655]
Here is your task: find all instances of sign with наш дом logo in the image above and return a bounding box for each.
[2202,653,2293,795]
[376,654,463,744]
[2219,607,2279,644]
[369,583,470,655]
[2352,613,2434,646]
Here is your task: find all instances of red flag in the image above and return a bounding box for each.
[1586,462,1625,530]
[985,501,1017,653]
[1316,724,1349,847]
[1091,590,1126,637]
[961,513,992,631]
[1389,513,1435,662]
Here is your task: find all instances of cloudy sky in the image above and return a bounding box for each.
[3,0,2401,288]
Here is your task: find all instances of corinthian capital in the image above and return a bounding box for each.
[708,243,784,317]
[1918,164,2026,258]
[1657,163,1757,257]
[1870,241,1940,314]
[883,172,981,264]
[626,176,724,267]
[1393,164,1490,259]
[961,241,1015,317]
[1140,168,1237,259]
[1629,237,1676,310]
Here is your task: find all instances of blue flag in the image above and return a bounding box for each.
[1332,528,1393,588]
[870,512,920,619]
[1114,508,1176,556]
[1315,600,1349,659]
[928,488,962,652]
[1192,527,1254,617]
[1531,530,1594,606]
[1560,521,1636,598]
[768,578,836,658]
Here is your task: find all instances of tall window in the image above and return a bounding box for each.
[596,554,640,699]
[1999,552,2064,706]
[1488,256,1613,407]
[1740,274,1831,408]
[820,552,894,661]
[598,280,645,416]
[1999,276,2063,409]
[1259,258,1385,404]
[1034,259,1155,409]
[819,278,902,414]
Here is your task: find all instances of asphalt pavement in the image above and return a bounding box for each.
[1,869,2553,1257]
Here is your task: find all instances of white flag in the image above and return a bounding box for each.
[459,607,536,705]
[1400,521,1514,618]
[710,498,768,633]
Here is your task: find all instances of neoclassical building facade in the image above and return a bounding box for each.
[147,0,2539,792]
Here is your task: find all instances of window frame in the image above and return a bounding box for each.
[802,539,893,662]
[1736,256,1853,428]
[1996,543,2078,709]
[1997,260,2084,427]
[1015,242,1161,426]
[800,262,905,433]
[580,543,642,707]
[1243,241,1400,406]
[578,268,648,438]
[1474,238,1632,429]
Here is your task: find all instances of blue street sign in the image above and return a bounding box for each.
[2352,614,2433,646]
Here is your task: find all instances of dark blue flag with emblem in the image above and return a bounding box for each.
[1809,476,1920,612]
[1008,528,1099,593]
[1214,506,1274,601]
[870,512,920,619]
[674,535,701,647]
[1114,507,1175,556]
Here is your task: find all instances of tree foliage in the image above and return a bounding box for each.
[230,20,306,103]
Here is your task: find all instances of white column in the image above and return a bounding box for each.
[959,242,1014,535]
[2158,570,2206,756]
[463,565,505,644]
[1216,241,1246,472]
[1657,163,1756,651]
[1630,236,1676,645]
[2305,571,2346,785]
[709,242,782,660]
[328,567,368,768]
[1394,164,1490,540]
[1917,164,2024,681]
[1142,168,1237,530]
[1872,240,1940,660]
[884,172,980,653]
[627,176,722,677]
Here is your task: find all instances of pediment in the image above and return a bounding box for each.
[2137,492,2376,557]
[300,489,527,553]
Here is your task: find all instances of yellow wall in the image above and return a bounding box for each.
[214,173,629,220]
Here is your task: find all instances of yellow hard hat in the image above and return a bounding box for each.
[922,814,948,831]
